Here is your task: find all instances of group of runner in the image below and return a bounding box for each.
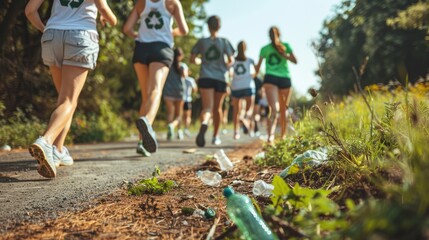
[25,0,297,178]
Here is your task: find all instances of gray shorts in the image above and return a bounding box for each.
[41,29,99,70]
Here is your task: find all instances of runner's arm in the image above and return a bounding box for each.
[255,57,264,76]
[280,51,297,64]
[171,0,189,36]
[25,0,45,32]
[94,0,117,26]
[123,7,139,38]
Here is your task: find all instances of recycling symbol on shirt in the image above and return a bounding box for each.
[59,0,84,9]
[145,10,164,30]
[268,53,282,65]
[205,45,221,61]
[234,63,246,75]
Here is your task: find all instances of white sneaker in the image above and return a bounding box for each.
[53,146,74,167]
[177,129,184,140]
[184,129,191,137]
[212,137,222,145]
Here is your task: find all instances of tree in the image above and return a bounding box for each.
[315,0,429,97]
[0,0,208,121]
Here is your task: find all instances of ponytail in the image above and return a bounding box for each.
[172,47,184,74]
[269,26,286,54]
[236,41,247,61]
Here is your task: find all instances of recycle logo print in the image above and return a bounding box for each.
[59,0,84,9]
[205,45,221,61]
[234,63,246,75]
[145,10,164,30]
[268,53,281,65]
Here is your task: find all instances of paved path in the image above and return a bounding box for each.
[0,130,258,232]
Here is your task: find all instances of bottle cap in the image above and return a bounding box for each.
[223,187,234,198]
[204,208,216,219]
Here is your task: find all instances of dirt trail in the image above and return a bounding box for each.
[0,131,259,233]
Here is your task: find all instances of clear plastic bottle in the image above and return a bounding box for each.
[214,149,234,171]
[252,180,274,197]
[196,170,222,187]
[223,187,278,240]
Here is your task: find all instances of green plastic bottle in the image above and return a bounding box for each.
[223,187,278,240]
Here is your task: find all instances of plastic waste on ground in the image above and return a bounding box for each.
[223,187,278,240]
[196,170,222,187]
[254,152,265,161]
[279,148,328,178]
[214,149,233,171]
[252,180,274,197]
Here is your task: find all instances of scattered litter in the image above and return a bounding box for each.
[231,180,245,186]
[253,180,274,197]
[0,144,11,152]
[196,170,222,187]
[254,152,265,161]
[279,148,328,178]
[214,149,233,171]
[183,148,196,154]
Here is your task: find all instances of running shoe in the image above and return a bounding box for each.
[167,124,175,140]
[212,137,222,145]
[29,137,57,178]
[136,116,158,153]
[136,141,151,157]
[196,124,208,147]
[53,146,74,167]
[177,129,184,140]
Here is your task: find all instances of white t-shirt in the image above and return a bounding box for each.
[230,58,256,91]
[183,77,196,102]
[136,0,174,47]
[45,0,98,32]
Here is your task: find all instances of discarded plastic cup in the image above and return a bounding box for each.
[214,149,233,171]
[253,180,274,197]
[196,170,222,187]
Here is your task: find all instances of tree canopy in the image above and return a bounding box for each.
[315,0,429,97]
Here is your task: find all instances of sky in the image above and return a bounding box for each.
[201,0,340,97]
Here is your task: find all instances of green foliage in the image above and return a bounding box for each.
[0,102,45,147]
[128,167,175,195]
[261,90,429,238]
[261,117,326,167]
[267,176,348,238]
[70,100,129,143]
[316,0,429,96]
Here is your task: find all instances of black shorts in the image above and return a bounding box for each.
[197,78,227,93]
[132,41,174,67]
[263,74,292,89]
[183,101,192,111]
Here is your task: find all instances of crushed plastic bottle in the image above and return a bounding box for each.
[196,170,222,187]
[214,149,233,171]
[252,180,274,197]
[223,187,278,240]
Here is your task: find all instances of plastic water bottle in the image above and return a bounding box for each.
[223,187,278,240]
[253,180,274,197]
[196,170,222,187]
[214,149,233,171]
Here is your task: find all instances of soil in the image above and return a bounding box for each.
[1,140,283,240]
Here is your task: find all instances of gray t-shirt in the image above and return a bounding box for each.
[191,37,235,82]
[163,63,187,99]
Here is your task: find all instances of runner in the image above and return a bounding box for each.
[163,47,186,141]
[25,0,117,178]
[190,15,235,147]
[229,41,256,140]
[123,0,188,155]
[181,67,197,138]
[255,26,297,143]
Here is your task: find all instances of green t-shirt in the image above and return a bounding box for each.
[259,42,293,78]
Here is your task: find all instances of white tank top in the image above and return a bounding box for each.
[231,58,256,91]
[136,0,174,47]
[45,0,98,32]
